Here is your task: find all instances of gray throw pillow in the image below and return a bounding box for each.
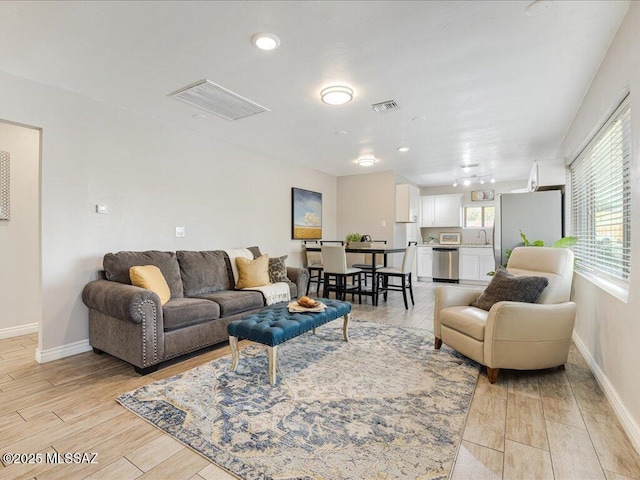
[472,266,549,311]
[268,255,289,283]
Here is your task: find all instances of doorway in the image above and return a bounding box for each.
[0,120,42,347]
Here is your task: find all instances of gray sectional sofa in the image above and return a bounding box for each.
[81,247,309,374]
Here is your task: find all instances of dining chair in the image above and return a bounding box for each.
[351,240,387,286]
[319,240,345,245]
[303,240,323,295]
[408,241,418,246]
[321,245,362,303]
[374,245,417,309]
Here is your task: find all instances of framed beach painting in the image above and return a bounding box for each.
[292,187,322,239]
[471,189,494,201]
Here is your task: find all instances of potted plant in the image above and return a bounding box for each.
[487,230,578,275]
[345,233,362,248]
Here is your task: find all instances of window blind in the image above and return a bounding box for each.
[570,97,631,282]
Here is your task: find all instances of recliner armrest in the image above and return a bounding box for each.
[485,301,576,342]
[82,279,163,324]
[434,285,484,337]
[483,301,577,370]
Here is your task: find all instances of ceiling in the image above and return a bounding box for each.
[0,1,630,186]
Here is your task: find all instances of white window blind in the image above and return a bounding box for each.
[570,97,631,282]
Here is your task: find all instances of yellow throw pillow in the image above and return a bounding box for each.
[130,265,171,305]
[235,255,270,289]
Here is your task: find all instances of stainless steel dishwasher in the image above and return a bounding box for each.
[432,247,459,283]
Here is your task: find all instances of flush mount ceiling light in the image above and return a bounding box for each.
[525,0,552,17]
[321,86,353,105]
[397,146,410,153]
[357,156,376,167]
[251,32,281,50]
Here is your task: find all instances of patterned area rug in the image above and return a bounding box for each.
[117,320,479,480]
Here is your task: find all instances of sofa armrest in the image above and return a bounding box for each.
[434,285,484,338]
[287,266,309,299]
[82,279,163,324]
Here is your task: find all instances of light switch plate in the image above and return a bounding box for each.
[175,226,185,237]
[96,204,108,214]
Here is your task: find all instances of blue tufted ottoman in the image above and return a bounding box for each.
[227,298,352,385]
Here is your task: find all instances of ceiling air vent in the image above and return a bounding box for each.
[168,80,269,121]
[371,100,399,114]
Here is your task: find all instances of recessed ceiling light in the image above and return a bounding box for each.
[397,146,410,153]
[357,156,376,167]
[412,116,426,122]
[251,32,281,50]
[490,177,496,184]
[192,113,207,120]
[335,130,348,136]
[321,86,353,105]
[463,179,471,187]
[525,0,552,17]
[452,180,459,187]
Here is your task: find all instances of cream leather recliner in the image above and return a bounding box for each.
[434,246,576,383]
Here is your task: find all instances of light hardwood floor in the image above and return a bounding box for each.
[1,281,639,479]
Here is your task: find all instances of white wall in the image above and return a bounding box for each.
[0,71,337,353]
[0,122,41,336]
[556,3,640,450]
[337,172,396,244]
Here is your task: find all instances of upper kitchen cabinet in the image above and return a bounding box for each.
[395,184,420,223]
[420,194,462,227]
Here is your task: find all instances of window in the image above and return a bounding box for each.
[464,206,495,228]
[570,97,631,283]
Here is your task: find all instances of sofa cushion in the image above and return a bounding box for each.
[235,255,270,289]
[247,246,262,259]
[104,251,184,299]
[163,298,221,331]
[129,265,171,305]
[472,266,549,311]
[196,290,265,317]
[176,250,233,296]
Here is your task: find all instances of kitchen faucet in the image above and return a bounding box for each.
[478,229,488,245]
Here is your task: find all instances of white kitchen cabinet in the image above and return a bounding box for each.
[416,246,433,278]
[395,184,420,223]
[459,247,495,282]
[479,254,497,279]
[420,196,435,227]
[420,194,462,227]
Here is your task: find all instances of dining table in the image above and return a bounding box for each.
[303,245,406,305]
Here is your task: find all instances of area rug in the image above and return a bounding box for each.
[117,320,479,480]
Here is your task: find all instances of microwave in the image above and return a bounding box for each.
[439,233,461,245]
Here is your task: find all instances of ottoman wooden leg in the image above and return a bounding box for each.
[343,313,350,342]
[229,336,239,371]
[268,346,278,386]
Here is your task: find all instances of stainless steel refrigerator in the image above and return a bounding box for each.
[495,190,563,266]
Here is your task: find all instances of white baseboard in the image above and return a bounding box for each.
[35,339,92,364]
[0,322,39,340]
[572,331,640,456]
